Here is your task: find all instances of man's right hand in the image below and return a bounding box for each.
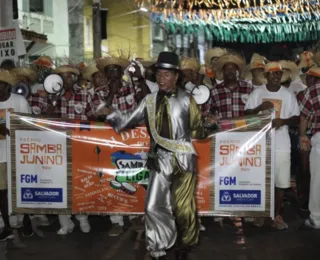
[259,101,274,112]
[300,135,311,151]
[96,105,113,117]
[109,79,122,95]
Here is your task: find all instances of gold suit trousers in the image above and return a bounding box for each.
[145,149,199,258]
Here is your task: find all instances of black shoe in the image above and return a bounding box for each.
[22,215,34,237]
[175,249,188,260]
[0,229,14,242]
[22,222,34,237]
[300,200,309,211]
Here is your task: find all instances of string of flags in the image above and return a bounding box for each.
[141,0,320,43]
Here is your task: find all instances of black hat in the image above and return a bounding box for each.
[155,52,180,71]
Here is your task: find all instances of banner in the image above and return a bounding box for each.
[214,132,266,211]
[15,130,67,208]
[9,113,274,217]
[71,125,211,214]
[0,28,17,64]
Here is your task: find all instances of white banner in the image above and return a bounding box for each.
[214,132,266,211]
[15,131,67,208]
[0,27,17,64]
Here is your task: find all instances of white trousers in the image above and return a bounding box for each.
[309,133,320,225]
[59,215,88,227]
[110,215,136,226]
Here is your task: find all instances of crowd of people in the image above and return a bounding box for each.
[0,47,320,259]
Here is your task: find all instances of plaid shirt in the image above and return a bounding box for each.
[53,85,94,120]
[92,80,140,117]
[202,80,253,118]
[28,94,49,115]
[299,83,320,134]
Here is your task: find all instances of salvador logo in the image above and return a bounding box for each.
[221,191,231,202]
[23,189,33,200]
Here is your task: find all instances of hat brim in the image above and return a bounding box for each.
[0,71,18,86]
[155,63,180,71]
[52,67,80,75]
[12,68,37,83]
[83,67,100,81]
[96,58,129,71]
[257,70,289,85]
[216,55,246,74]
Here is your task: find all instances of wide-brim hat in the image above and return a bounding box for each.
[216,53,246,74]
[12,67,37,83]
[180,57,200,72]
[298,51,314,69]
[32,56,53,68]
[155,52,180,71]
[279,60,299,83]
[257,61,289,84]
[0,70,19,86]
[96,57,129,71]
[300,66,320,85]
[250,53,267,70]
[52,66,80,75]
[204,48,228,66]
[83,63,99,81]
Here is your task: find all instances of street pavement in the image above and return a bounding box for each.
[1,196,320,260]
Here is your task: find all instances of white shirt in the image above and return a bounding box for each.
[246,79,262,89]
[289,77,307,95]
[0,94,31,162]
[245,85,300,152]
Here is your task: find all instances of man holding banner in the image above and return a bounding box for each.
[100,52,215,260]
[245,62,300,230]
[0,70,31,241]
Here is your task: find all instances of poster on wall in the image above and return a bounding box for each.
[214,132,266,211]
[15,130,67,208]
[0,28,17,64]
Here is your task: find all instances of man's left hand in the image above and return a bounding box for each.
[205,114,217,126]
[272,118,285,129]
[129,62,143,79]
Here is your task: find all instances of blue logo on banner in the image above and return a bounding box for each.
[220,190,261,205]
[21,188,63,203]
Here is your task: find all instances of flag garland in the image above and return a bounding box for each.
[148,0,320,43]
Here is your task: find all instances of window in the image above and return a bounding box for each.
[30,0,44,13]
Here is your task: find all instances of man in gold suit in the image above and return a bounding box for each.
[99,52,215,260]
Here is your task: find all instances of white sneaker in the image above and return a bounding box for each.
[305,218,320,229]
[244,217,254,223]
[200,223,206,231]
[57,215,75,235]
[79,219,91,233]
[57,221,75,235]
[9,215,22,228]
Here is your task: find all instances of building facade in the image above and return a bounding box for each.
[17,0,71,60]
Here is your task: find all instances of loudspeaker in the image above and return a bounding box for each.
[101,9,108,40]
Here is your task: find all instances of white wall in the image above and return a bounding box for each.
[18,0,70,58]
